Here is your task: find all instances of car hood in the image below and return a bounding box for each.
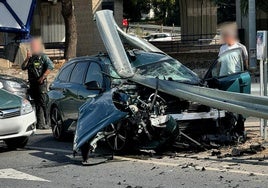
[0,89,21,110]
[0,74,28,87]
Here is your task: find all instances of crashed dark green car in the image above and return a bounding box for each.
[49,11,254,158]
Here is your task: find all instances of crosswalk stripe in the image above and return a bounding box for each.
[0,168,50,182]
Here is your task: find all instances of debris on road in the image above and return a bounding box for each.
[230,142,265,157]
[211,149,221,156]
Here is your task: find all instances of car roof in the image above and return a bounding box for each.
[61,55,107,69]
[63,51,168,68]
[68,56,103,63]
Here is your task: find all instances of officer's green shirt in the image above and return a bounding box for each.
[22,54,54,83]
[40,54,54,71]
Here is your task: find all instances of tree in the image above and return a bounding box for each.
[123,0,151,21]
[151,0,180,25]
[214,0,268,16]
[166,0,180,26]
[240,0,268,15]
[61,0,77,60]
[214,0,236,24]
[123,0,180,26]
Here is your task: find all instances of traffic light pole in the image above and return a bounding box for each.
[248,0,257,69]
[248,0,268,140]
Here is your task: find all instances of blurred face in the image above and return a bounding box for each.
[30,39,42,54]
[222,33,235,45]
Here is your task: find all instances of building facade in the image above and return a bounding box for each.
[73,0,122,56]
[179,0,217,41]
[32,0,123,56]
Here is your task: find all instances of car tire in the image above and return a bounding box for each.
[4,136,29,149]
[105,121,128,152]
[51,107,65,140]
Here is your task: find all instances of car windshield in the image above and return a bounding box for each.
[107,56,200,84]
[136,59,199,83]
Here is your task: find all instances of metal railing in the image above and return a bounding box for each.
[44,42,65,60]
[150,34,221,54]
[129,24,181,34]
[1,34,221,62]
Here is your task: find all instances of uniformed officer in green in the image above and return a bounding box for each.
[22,37,54,129]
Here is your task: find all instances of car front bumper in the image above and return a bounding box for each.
[170,109,225,121]
[0,111,36,140]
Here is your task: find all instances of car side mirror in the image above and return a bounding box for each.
[85,81,102,91]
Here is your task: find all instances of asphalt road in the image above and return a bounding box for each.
[0,130,268,188]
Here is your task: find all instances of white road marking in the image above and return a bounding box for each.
[26,146,268,177]
[114,156,268,177]
[0,168,50,182]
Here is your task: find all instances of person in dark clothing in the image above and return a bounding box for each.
[21,37,54,129]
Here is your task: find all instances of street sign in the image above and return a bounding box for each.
[257,31,267,60]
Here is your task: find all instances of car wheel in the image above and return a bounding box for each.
[5,136,29,149]
[105,121,127,151]
[51,107,65,140]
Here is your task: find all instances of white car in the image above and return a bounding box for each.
[0,88,36,149]
[145,33,173,42]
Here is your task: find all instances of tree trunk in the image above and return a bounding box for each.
[61,0,77,60]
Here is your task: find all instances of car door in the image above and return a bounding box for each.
[49,63,75,122]
[66,61,89,122]
[77,61,105,106]
[204,48,251,94]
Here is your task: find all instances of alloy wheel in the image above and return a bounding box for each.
[105,122,127,151]
[51,107,64,140]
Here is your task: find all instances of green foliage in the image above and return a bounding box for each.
[240,0,268,15]
[123,0,151,21]
[151,0,180,26]
[213,0,268,22]
[213,0,268,15]
[123,0,180,26]
[215,0,236,23]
